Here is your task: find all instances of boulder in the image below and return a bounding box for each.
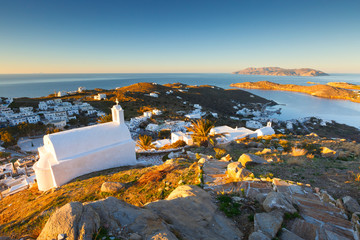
[248,231,271,240]
[238,153,267,167]
[227,162,254,181]
[100,182,125,194]
[255,193,268,205]
[87,197,177,239]
[342,196,360,214]
[321,147,338,158]
[263,192,297,214]
[146,185,243,240]
[254,211,283,238]
[37,202,100,240]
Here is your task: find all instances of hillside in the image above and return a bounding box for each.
[232,67,328,76]
[327,82,360,90]
[0,135,360,239]
[231,81,360,103]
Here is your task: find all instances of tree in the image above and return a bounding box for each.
[97,114,112,123]
[0,131,16,147]
[136,135,155,151]
[186,118,216,147]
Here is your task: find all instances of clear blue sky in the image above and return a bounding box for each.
[0,0,359,73]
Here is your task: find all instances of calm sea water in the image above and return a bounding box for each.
[0,73,360,128]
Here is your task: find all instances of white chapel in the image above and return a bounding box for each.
[34,102,137,191]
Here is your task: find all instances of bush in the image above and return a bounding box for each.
[137,135,155,151]
[158,129,171,139]
[214,148,226,159]
[171,140,186,148]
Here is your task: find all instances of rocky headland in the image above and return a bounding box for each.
[231,81,360,103]
[232,67,328,77]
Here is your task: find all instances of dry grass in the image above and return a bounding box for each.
[138,164,176,184]
[290,148,308,157]
[286,156,308,166]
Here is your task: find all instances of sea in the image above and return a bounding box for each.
[1,73,360,129]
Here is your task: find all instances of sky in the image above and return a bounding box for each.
[0,0,359,74]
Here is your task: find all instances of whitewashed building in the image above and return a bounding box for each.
[19,107,33,113]
[94,94,107,100]
[38,102,48,110]
[10,117,27,126]
[33,102,137,191]
[255,122,275,137]
[171,132,193,145]
[49,120,67,129]
[210,126,257,143]
[26,115,41,124]
[78,87,86,93]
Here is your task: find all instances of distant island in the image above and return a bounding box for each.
[230,81,360,103]
[232,67,328,77]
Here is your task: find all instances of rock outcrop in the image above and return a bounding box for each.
[227,162,253,180]
[37,202,100,240]
[37,185,243,240]
[238,153,267,167]
[145,185,243,240]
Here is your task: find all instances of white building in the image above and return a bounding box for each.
[67,109,79,116]
[149,92,158,98]
[10,117,27,126]
[48,120,67,129]
[54,99,62,105]
[43,112,56,120]
[78,87,86,93]
[38,102,48,110]
[57,91,67,97]
[33,102,137,191]
[78,103,93,111]
[210,126,257,143]
[143,111,153,118]
[255,122,275,137]
[152,109,162,115]
[87,109,97,115]
[94,94,107,100]
[19,107,33,113]
[153,139,171,148]
[171,132,193,145]
[26,115,41,124]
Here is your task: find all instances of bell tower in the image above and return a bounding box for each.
[111,99,124,124]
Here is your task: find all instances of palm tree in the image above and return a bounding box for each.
[186,118,216,147]
[137,135,155,151]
